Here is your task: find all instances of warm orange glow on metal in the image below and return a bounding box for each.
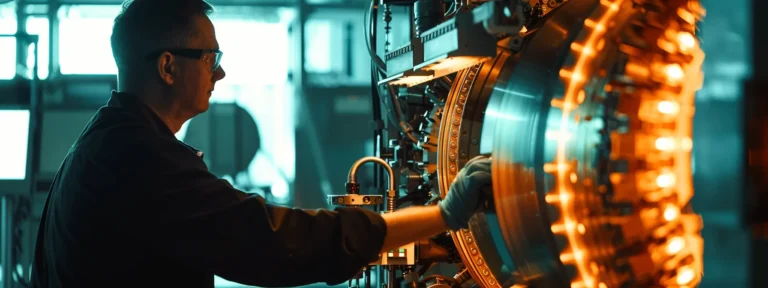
[554,2,625,287]
[551,0,705,287]
[389,56,491,87]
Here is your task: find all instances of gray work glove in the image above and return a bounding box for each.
[438,155,492,231]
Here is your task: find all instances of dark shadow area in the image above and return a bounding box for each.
[183,103,263,192]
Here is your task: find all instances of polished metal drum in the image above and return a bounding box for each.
[437,0,706,287]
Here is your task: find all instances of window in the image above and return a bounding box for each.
[304,19,339,73]
[26,16,49,79]
[0,110,30,180]
[57,5,121,75]
[0,1,18,80]
[303,9,383,86]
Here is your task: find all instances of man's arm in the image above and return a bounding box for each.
[379,205,447,253]
[118,127,489,287]
[116,129,386,287]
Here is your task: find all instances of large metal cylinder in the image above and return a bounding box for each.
[434,0,706,287]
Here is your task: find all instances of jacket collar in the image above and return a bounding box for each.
[107,90,204,159]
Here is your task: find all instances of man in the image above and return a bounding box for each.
[30,0,492,287]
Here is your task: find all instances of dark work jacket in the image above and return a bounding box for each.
[30,91,386,288]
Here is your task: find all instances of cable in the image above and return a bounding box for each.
[388,85,421,143]
[364,1,421,144]
[364,1,386,72]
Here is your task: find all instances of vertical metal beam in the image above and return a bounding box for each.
[48,0,60,80]
[749,0,768,286]
[1,197,12,288]
[298,0,307,90]
[753,0,765,80]
[293,0,307,207]
[15,0,28,79]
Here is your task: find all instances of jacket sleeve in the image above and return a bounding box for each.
[115,128,387,287]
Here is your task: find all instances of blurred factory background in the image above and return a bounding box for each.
[0,0,758,287]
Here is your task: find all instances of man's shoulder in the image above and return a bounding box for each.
[75,107,149,144]
[77,108,200,162]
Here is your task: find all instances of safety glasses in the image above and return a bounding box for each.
[145,49,223,71]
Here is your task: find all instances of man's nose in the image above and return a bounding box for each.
[214,66,226,81]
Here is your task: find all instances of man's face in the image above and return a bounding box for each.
[162,14,226,117]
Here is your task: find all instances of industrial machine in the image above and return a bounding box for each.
[328,0,706,287]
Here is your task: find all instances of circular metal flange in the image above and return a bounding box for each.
[437,0,706,287]
[437,0,608,286]
[488,0,706,287]
[438,59,509,288]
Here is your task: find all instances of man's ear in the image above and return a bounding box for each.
[157,52,175,85]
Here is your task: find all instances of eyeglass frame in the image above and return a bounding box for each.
[145,49,223,72]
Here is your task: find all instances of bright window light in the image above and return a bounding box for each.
[0,110,30,180]
[58,5,121,75]
[0,1,18,80]
[26,17,50,79]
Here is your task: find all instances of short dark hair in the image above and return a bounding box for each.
[110,0,215,71]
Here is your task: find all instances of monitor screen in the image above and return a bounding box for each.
[0,110,29,180]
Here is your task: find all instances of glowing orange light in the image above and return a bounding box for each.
[667,236,685,254]
[656,173,676,188]
[552,220,578,234]
[561,252,575,263]
[676,266,695,285]
[571,281,586,288]
[677,32,696,51]
[657,100,680,115]
[664,204,680,221]
[677,8,697,24]
[681,137,693,151]
[595,24,606,32]
[665,64,685,82]
[655,137,676,151]
[555,1,626,286]
[544,162,570,173]
[584,19,597,28]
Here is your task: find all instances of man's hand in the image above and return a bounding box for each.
[378,155,491,253]
[439,155,492,230]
